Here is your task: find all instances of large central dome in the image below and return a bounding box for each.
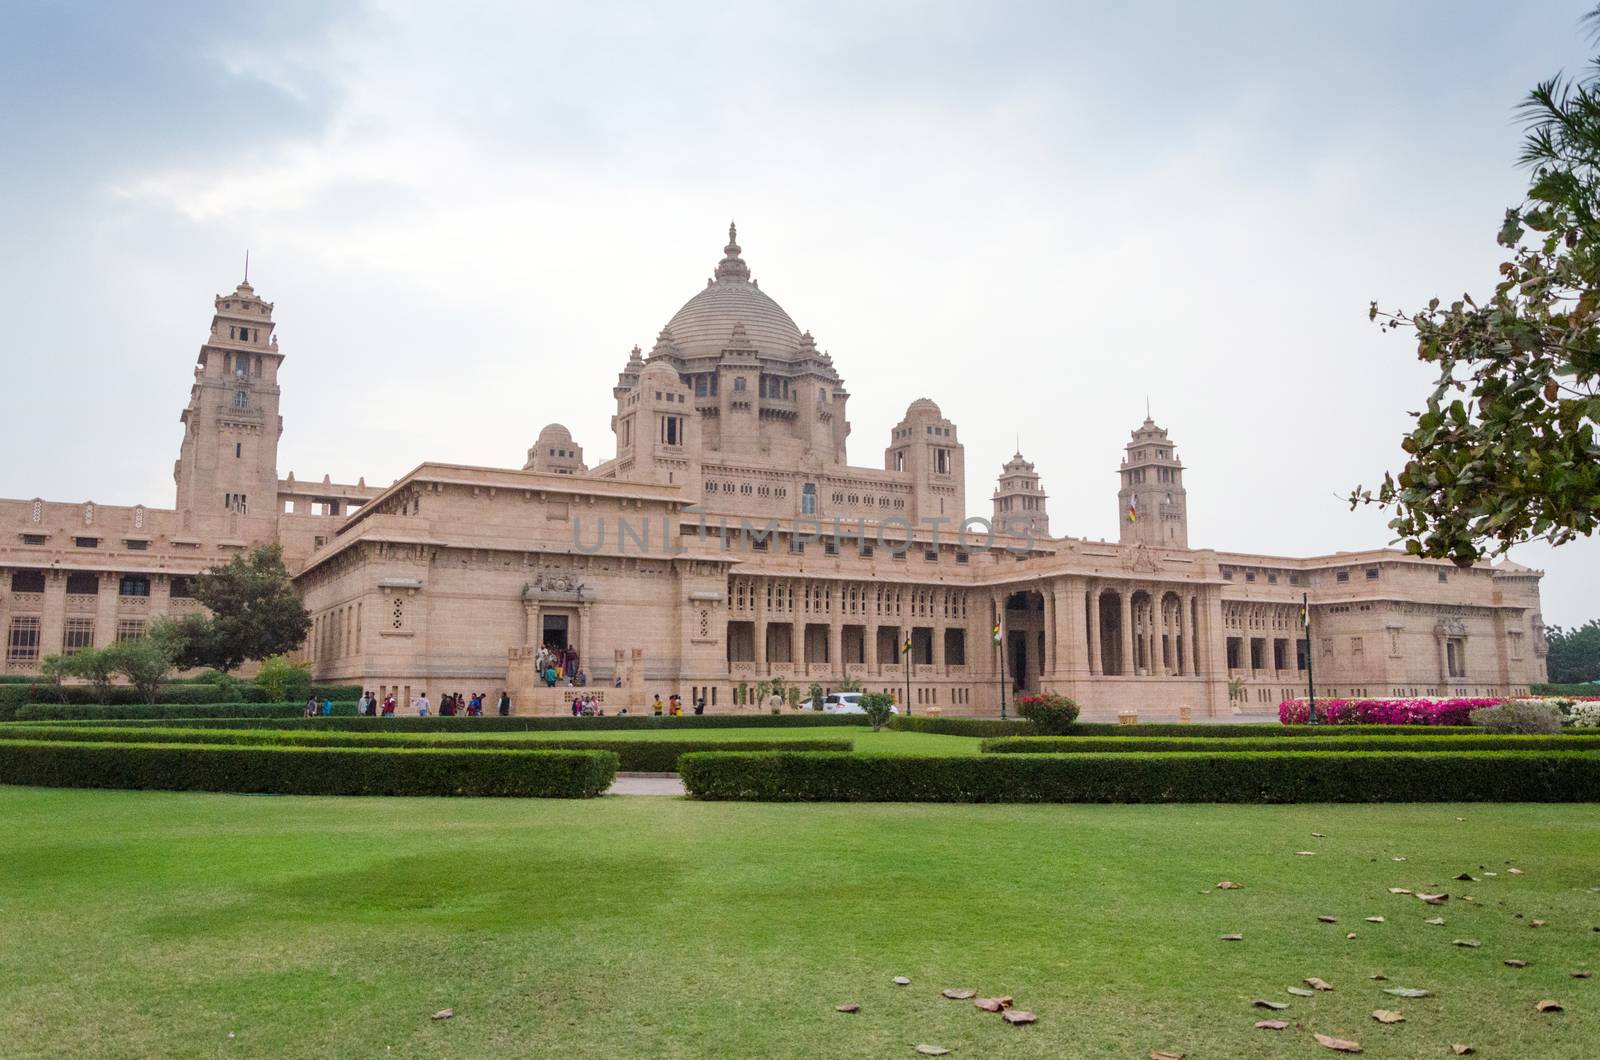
[662,224,803,360]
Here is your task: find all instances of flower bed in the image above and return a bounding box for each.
[1278,697,1502,726]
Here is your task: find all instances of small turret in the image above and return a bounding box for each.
[993,450,1049,538]
[1118,413,1188,548]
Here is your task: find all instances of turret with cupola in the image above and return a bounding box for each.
[993,450,1049,538]
[1118,414,1188,548]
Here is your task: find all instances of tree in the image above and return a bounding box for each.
[1353,7,1600,565]
[859,691,896,732]
[37,655,71,704]
[105,622,180,704]
[62,646,117,702]
[1547,619,1600,683]
[806,681,825,710]
[172,544,312,672]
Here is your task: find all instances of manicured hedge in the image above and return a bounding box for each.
[28,713,872,733]
[14,701,358,721]
[1529,685,1593,701]
[677,749,1600,802]
[889,716,1035,737]
[0,740,617,797]
[982,734,1600,754]
[0,726,851,773]
[0,682,362,712]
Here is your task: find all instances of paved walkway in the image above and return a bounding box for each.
[606,773,687,797]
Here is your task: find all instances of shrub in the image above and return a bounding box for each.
[1533,682,1600,697]
[1470,700,1564,734]
[981,734,1600,754]
[255,655,312,703]
[678,749,1600,803]
[1566,701,1600,728]
[14,701,358,721]
[0,727,853,773]
[860,692,896,732]
[0,740,617,797]
[1014,693,1080,734]
[1278,697,1499,726]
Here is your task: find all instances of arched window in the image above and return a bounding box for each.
[801,482,816,515]
[233,390,249,410]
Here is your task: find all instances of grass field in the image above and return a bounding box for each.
[2,787,1596,1058]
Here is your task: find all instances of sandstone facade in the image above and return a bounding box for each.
[1,229,1550,718]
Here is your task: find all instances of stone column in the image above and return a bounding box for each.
[754,578,768,675]
[1185,594,1200,676]
[1042,584,1057,676]
[829,611,844,678]
[1118,588,1134,677]
[1055,581,1079,680]
[1086,587,1101,676]
[39,570,67,667]
[94,579,120,649]
[578,601,593,674]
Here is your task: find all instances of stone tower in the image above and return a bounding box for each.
[992,450,1049,538]
[173,277,284,530]
[524,423,586,475]
[884,398,965,524]
[1117,415,1187,548]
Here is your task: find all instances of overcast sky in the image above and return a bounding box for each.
[2,1,1595,627]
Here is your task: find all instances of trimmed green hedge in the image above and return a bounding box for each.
[14,701,358,721]
[26,713,871,733]
[0,682,361,712]
[1532,683,1600,696]
[982,734,1600,754]
[677,749,1600,802]
[0,740,616,797]
[889,716,1035,737]
[0,726,851,773]
[887,716,1494,739]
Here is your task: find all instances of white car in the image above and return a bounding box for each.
[800,692,898,715]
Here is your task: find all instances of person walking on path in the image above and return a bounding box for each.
[414,691,431,717]
[498,691,510,716]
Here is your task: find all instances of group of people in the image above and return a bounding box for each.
[568,694,609,716]
[650,693,705,716]
[351,690,513,717]
[536,645,587,688]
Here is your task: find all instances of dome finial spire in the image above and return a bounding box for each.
[713,219,750,283]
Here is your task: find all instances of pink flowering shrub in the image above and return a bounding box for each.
[1278,697,1502,726]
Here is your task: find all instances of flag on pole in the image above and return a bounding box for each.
[992,622,1002,646]
[901,636,912,655]
[1127,494,1138,523]
[1300,604,1310,628]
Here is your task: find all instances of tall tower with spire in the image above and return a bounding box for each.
[1117,414,1188,548]
[992,450,1049,538]
[173,277,284,531]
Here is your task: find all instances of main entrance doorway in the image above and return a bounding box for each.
[542,614,570,652]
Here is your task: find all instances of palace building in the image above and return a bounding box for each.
[0,227,1550,717]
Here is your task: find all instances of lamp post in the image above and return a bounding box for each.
[995,619,1007,720]
[1303,592,1317,725]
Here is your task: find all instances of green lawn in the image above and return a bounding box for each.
[2,789,1596,1058]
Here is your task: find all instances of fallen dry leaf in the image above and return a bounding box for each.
[1296,851,1317,856]
[1388,887,1412,895]
[1384,987,1430,998]
[1318,916,1339,924]
[1256,1019,1289,1030]
[1219,933,1244,941]
[1365,917,1385,923]
[836,1003,860,1013]
[1452,939,1481,948]
[1313,1032,1363,1052]
[1150,1052,1184,1060]
[1287,987,1317,997]
[1504,959,1528,968]
[1571,970,1593,979]
[1418,893,1449,904]
[1392,856,1407,862]
[942,988,976,1000]
[974,998,1005,1012]
[1001,1010,1036,1025]
[1454,873,1476,881]
[1304,977,1335,992]
[1371,1010,1405,1024]
[1252,999,1288,1011]
[1217,880,1243,890]
[1368,973,1388,981]
[1451,1045,1475,1055]
[1424,917,1446,925]
[430,1009,454,1021]
[1534,999,1563,1013]
[1531,919,1547,927]
[894,976,911,986]
[1312,832,1327,837]
[915,1046,950,1056]
[1346,932,1358,939]
[1507,867,1524,875]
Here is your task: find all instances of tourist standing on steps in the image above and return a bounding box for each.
[498,690,511,716]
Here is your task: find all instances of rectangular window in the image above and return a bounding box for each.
[1335,571,1350,583]
[923,550,938,563]
[1437,570,1448,583]
[65,572,98,594]
[116,620,145,642]
[125,539,148,550]
[119,575,150,597]
[10,570,45,593]
[74,536,98,548]
[235,442,242,458]
[823,540,838,556]
[62,618,94,655]
[21,533,46,545]
[1366,568,1380,581]
[859,544,874,559]
[955,550,969,564]
[169,575,196,599]
[6,617,40,663]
